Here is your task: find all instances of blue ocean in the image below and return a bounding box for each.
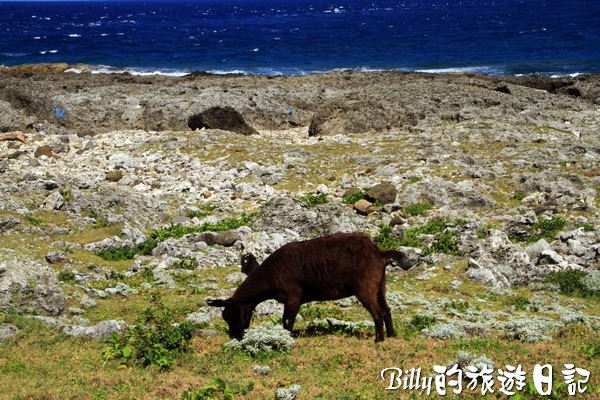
[1,0,599,76]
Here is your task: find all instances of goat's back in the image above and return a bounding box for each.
[255,233,390,300]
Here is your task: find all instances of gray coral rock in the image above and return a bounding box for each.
[0,259,65,316]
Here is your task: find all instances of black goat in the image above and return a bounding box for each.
[208,233,412,342]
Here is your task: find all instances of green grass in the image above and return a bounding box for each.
[150,213,258,242]
[24,214,43,227]
[1,263,600,400]
[402,203,433,217]
[185,204,218,219]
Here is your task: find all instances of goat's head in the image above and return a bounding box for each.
[207,298,253,340]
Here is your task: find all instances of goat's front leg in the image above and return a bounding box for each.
[282,300,301,334]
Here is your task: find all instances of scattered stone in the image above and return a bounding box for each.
[59,320,127,339]
[104,283,138,296]
[365,181,397,205]
[45,251,70,264]
[34,145,53,158]
[0,323,19,340]
[224,272,246,284]
[0,216,20,231]
[354,199,372,215]
[41,191,64,211]
[105,170,123,182]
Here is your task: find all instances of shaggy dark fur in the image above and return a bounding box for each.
[208,233,412,342]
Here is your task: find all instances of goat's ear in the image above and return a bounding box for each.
[207,299,230,307]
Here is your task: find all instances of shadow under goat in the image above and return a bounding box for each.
[208,233,413,342]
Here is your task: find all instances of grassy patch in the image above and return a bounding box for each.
[96,238,158,261]
[400,314,437,339]
[185,203,218,219]
[503,295,531,311]
[510,191,527,201]
[402,203,433,217]
[24,214,43,227]
[150,213,258,242]
[57,269,76,283]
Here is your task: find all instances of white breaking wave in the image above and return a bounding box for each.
[65,65,189,77]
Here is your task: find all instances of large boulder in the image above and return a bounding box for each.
[188,106,258,135]
[0,259,65,315]
[0,100,33,133]
[465,230,540,288]
[365,181,397,205]
[251,196,366,239]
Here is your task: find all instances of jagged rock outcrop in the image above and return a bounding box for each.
[188,106,258,135]
[0,259,65,316]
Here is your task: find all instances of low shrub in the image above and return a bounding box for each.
[297,193,329,207]
[57,269,76,283]
[96,238,158,261]
[275,385,301,400]
[502,317,563,343]
[224,322,295,358]
[103,302,194,370]
[528,215,567,243]
[545,269,600,299]
[342,190,365,204]
[422,323,467,340]
[375,218,461,255]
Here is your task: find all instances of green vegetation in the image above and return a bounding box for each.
[103,301,194,370]
[24,214,43,227]
[57,269,76,283]
[544,269,599,299]
[503,295,531,311]
[400,314,437,338]
[342,190,365,204]
[510,191,527,201]
[443,300,470,313]
[150,213,258,242]
[178,378,242,400]
[402,203,433,217]
[375,218,461,256]
[169,257,197,270]
[527,215,567,243]
[185,203,218,219]
[297,193,329,207]
[96,238,158,261]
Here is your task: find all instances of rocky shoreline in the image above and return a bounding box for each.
[0,64,599,340]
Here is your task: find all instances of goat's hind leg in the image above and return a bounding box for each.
[378,278,396,338]
[356,292,386,342]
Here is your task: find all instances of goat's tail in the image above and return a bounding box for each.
[381,249,412,271]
